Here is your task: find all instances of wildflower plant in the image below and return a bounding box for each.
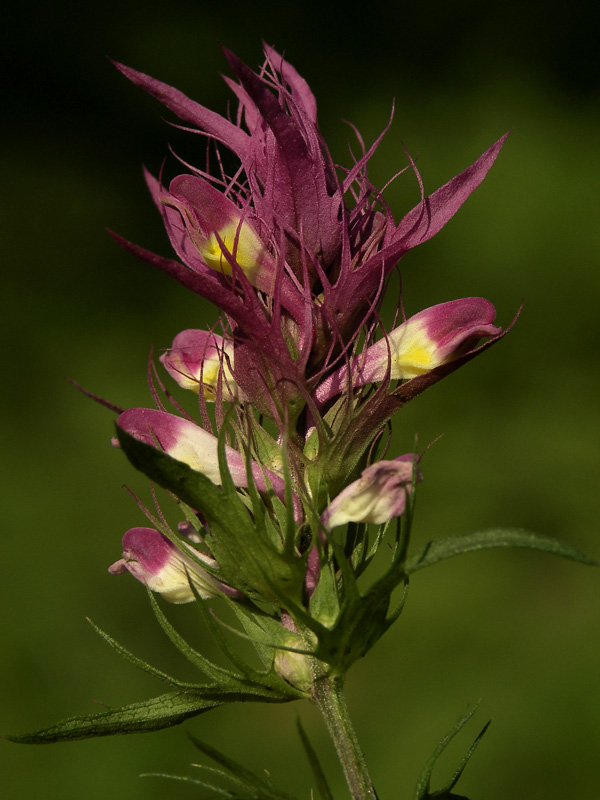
[9,45,596,799]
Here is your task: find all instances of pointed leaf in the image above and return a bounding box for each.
[431,721,491,797]
[7,675,300,745]
[142,772,238,797]
[414,705,486,800]
[147,592,240,684]
[187,733,298,800]
[192,591,269,680]
[87,617,199,689]
[406,528,597,575]
[296,717,334,800]
[6,690,227,744]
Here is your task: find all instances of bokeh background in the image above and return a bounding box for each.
[2,1,599,798]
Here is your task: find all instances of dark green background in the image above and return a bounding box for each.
[2,1,599,798]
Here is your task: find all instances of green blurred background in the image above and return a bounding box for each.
[2,1,599,797]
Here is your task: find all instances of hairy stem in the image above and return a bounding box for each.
[311,669,377,799]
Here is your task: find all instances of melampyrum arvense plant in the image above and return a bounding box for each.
[8,45,597,800]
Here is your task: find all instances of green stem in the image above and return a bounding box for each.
[311,670,377,800]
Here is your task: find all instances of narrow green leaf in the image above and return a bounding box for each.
[296,717,334,800]
[414,703,490,800]
[406,528,598,575]
[278,434,298,559]
[86,617,199,689]
[191,762,267,794]
[187,733,298,800]
[430,721,491,797]
[192,590,264,680]
[6,690,226,743]
[386,576,410,627]
[7,676,300,745]
[147,591,239,684]
[142,771,237,797]
[363,520,388,570]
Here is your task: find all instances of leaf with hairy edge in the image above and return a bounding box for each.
[296,717,334,800]
[414,704,489,800]
[406,528,597,575]
[86,617,202,689]
[7,682,299,744]
[185,732,298,800]
[6,691,226,744]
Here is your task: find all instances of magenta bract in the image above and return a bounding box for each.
[113,48,507,427]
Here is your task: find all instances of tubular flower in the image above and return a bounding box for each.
[321,456,421,530]
[158,174,275,289]
[160,329,238,401]
[314,298,501,406]
[117,408,294,502]
[108,527,232,603]
[367,298,501,381]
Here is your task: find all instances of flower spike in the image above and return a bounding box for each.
[19,50,571,800]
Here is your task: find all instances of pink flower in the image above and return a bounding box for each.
[160,329,238,401]
[108,527,233,603]
[117,408,302,522]
[321,455,421,529]
[315,298,501,406]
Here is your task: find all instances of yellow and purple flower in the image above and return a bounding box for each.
[160,329,238,401]
[315,298,501,406]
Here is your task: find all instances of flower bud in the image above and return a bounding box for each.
[108,527,228,603]
[160,329,238,401]
[321,455,420,529]
[273,634,313,692]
